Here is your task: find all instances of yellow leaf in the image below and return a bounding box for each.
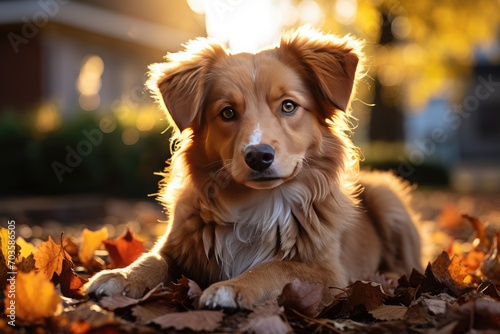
[34,236,70,280]
[78,227,109,264]
[16,237,35,261]
[0,227,10,263]
[4,270,61,322]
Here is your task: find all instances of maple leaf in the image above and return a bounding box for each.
[78,227,109,265]
[34,235,71,280]
[277,279,324,318]
[103,226,145,268]
[4,270,61,322]
[149,310,223,331]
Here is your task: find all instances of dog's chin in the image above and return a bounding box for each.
[244,178,285,190]
[242,164,301,190]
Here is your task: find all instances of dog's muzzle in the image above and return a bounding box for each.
[244,144,274,172]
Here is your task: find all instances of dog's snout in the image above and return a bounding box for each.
[244,144,275,172]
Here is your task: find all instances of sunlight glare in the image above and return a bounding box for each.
[335,0,357,25]
[205,0,287,53]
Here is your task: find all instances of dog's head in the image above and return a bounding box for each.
[149,27,361,191]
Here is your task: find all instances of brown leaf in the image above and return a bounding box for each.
[277,279,324,317]
[99,283,164,310]
[34,235,71,280]
[463,214,491,252]
[346,280,386,311]
[431,251,473,296]
[481,232,500,282]
[242,314,291,334]
[131,303,178,324]
[103,226,145,268]
[369,305,408,320]
[149,310,223,331]
[59,258,88,299]
[18,253,36,273]
[441,298,500,331]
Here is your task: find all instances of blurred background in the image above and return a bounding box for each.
[1,0,499,241]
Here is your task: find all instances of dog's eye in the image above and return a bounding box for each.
[220,107,236,121]
[281,100,298,114]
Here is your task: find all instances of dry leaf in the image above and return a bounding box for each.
[103,226,144,268]
[15,237,35,260]
[369,305,408,320]
[34,235,71,280]
[431,251,473,296]
[18,253,36,273]
[277,279,324,317]
[78,227,109,265]
[59,259,88,299]
[149,310,223,331]
[347,281,386,311]
[4,270,61,322]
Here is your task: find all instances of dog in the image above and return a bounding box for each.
[86,27,422,309]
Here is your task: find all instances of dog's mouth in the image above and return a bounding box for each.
[244,163,300,190]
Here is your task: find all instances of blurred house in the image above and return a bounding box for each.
[0,0,205,113]
[404,46,500,192]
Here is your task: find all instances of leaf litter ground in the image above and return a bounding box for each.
[1,191,500,333]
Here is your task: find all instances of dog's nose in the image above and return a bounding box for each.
[244,144,275,172]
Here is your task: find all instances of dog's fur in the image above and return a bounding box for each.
[86,27,422,309]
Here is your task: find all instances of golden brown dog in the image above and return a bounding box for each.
[86,27,422,309]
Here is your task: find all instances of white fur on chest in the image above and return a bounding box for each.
[200,189,300,280]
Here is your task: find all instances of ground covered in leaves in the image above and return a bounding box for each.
[1,191,500,333]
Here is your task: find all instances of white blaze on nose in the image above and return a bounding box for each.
[248,124,262,146]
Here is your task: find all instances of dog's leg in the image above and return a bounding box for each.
[199,260,344,309]
[85,252,169,299]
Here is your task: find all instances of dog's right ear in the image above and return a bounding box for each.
[148,40,226,132]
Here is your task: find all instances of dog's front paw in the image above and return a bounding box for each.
[199,281,259,309]
[85,269,147,300]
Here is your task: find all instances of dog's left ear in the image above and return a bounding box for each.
[279,27,361,113]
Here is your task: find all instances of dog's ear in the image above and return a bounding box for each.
[279,27,361,113]
[148,40,226,132]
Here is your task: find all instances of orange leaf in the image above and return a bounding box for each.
[34,236,71,280]
[431,251,473,296]
[59,259,88,299]
[4,270,61,322]
[103,226,145,268]
[78,227,109,265]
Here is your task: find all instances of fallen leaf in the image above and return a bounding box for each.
[277,279,324,317]
[441,298,500,331]
[242,314,291,334]
[17,253,36,273]
[0,228,10,262]
[132,303,178,324]
[346,281,386,311]
[4,270,61,322]
[15,237,35,260]
[369,305,408,320]
[103,226,144,268]
[481,232,500,281]
[431,251,473,296]
[59,258,88,299]
[34,235,71,280]
[149,310,223,331]
[463,214,490,252]
[99,283,164,309]
[78,227,109,265]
